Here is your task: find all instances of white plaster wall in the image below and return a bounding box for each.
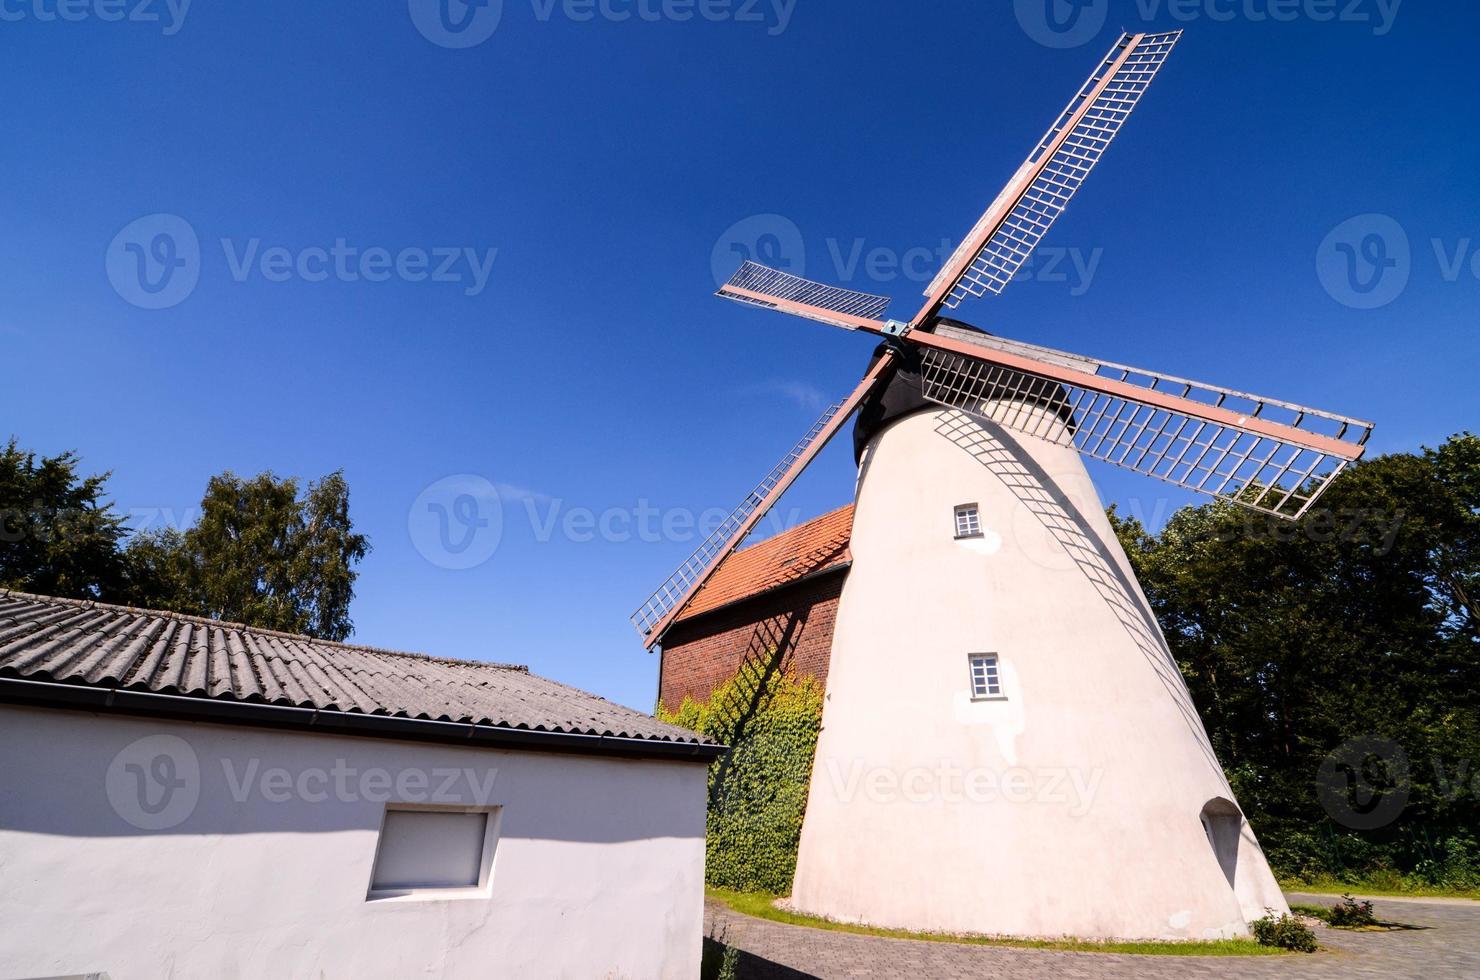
[791,405,1288,940]
[0,706,707,979]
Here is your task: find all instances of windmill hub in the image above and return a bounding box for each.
[854,318,1081,460]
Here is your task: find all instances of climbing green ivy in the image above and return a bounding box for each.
[660,669,824,894]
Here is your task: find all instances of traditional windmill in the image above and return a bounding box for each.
[634,32,1373,940]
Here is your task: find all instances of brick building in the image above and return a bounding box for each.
[656,505,853,711]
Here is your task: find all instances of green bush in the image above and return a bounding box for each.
[1273,829,1480,896]
[1326,894,1377,928]
[660,669,824,894]
[1413,833,1480,890]
[1250,912,1318,953]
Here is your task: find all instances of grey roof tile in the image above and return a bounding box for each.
[0,590,709,746]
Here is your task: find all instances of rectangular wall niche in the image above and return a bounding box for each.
[368,806,499,899]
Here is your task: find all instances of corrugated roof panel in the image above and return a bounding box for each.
[72,612,143,683]
[0,591,710,746]
[179,623,209,696]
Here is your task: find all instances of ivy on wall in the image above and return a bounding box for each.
[660,665,824,895]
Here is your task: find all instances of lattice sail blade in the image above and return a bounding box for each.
[632,352,898,645]
[718,261,892,331]
[914,336,1372,520]
[917,31,1181,322]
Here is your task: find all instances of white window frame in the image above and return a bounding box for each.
[968,653,1004,701]
[954,503,983,540]
[366,803,502,903]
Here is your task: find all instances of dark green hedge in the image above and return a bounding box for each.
[660,670,823,894]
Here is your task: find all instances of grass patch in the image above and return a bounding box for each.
[707,887,1290,956]
[1290,902,1335,922]
[1282,876,1480,901]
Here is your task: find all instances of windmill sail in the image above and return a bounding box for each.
[719,261,892,330]
[711,261,1371,519]
[704,31,1369,522]
[916,31,1182,323]
[631,353,898,645]
[915,332,1372,519]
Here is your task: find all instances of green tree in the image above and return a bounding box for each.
[119,527,195,612]
[1111,433,1480,883]
[140,470,370,641]
[0,437,128,598]
[1,437,370,642]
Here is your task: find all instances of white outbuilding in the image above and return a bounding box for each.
[0,590,721,979]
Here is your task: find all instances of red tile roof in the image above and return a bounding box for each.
[676,504,854,623]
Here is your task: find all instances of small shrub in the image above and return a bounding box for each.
[700,927,741,980]
[1250,912,1318,953]
[1327,894,1377,928]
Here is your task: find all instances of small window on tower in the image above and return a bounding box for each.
[954,504,982,539]
[968,653,1003,700]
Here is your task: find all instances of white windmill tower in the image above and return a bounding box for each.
[634,32,1373,941]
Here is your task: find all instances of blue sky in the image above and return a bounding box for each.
[4,1,1476,711]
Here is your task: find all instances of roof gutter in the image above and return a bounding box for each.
[0,677,727,764]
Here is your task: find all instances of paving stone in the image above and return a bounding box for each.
[705,892,1480,979]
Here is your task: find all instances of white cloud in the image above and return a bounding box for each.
[740,379,829,413]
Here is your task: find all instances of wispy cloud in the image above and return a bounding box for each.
[738,379,829,414]
[494,482,552,505]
